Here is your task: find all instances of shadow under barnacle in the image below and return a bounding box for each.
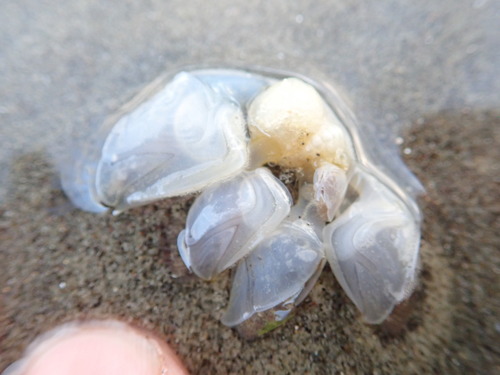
[1,109,498,374]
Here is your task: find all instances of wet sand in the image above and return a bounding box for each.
[1,1,499,374]
[1,111,498,374]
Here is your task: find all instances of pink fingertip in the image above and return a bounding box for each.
[3,320,189,375]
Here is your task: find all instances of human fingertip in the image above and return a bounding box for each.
[2,320,189,375]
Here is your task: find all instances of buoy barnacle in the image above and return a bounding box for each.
[61,67,422,334]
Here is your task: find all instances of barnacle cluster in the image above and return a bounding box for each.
[62,68,422,332]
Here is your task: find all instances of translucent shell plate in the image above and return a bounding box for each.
[177,168,292,280]
[222,219,325,327]
[95,72,248,212]
[323,167,420,323]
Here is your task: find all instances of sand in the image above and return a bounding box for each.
[2,111,499,375]
[1,1,499,374]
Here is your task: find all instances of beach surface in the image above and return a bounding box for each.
[1,1,498,374]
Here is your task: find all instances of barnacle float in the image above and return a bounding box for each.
[62,67,422,333]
